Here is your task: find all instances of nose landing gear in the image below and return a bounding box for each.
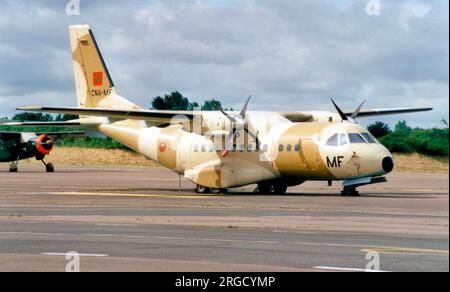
[41,159,54,173]
[341,186,360,197]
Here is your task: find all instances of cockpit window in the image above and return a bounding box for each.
[361,132,377,143]
[326,134,339,146]
[339,133,349,146]
[348,133,366,143]
[326,133,350,147]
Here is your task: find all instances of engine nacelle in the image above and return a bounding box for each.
[34,134,54,155]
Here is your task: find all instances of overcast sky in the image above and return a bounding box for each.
[0,0,448,127]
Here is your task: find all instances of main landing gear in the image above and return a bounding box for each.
[195,185,228,194]
[254,181,288,194]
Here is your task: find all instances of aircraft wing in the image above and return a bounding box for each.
[343,107,433,117]
[16,106,432,124]
[17,106,195,124]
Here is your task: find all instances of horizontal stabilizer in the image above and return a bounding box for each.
[17,106,196,124]
[1,121,83,127]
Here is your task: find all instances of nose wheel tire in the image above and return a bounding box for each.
[341,186,360,197]
[45,162,55,173]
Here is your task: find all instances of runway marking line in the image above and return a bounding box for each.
[361,247,449,255]
[39,191,211,199]
[42,253,108,257]
[313,266,388,272]
[292,242,448,255]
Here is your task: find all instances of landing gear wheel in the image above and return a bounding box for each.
[256,182,273,194]
[195,185,210,194]
[45,162,54,173]
[9,161,18,173]
[210,188,223,194]
[273,183,288,194]
[341,187,360,197]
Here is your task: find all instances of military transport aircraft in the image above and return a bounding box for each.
[14,25,432,196]
[0,130,84,172]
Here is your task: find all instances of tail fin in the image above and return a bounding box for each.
[69,24,140,110]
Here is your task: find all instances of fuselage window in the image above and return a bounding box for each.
[326,134,339,146]
[361,133,377,143]
[248,144,253,152]
[348,133,367,143]
[279,144,284,152]
[263,144,268,152]
[295,144,300,151]
[286,144,292,152]
[339,133,349,146]
[201,145,206,152]
[239,144,245,152]
[194,145,199,152]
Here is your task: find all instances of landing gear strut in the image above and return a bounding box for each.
[341,186,360,197]
[41,159,54,173]
[9,156,19,172]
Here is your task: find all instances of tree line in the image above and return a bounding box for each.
[368,120,448,157]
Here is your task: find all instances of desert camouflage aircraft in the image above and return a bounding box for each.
[15,25,432,196]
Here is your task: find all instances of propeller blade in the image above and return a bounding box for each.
[351,100,366,119]
[221,129,237,157]
[244,125,260,146]
[331,98,348,121]
[239,95,252,118]
[214,104,237,123]
[221,109,237,123]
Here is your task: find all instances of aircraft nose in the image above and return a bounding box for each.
[382,156,394,173]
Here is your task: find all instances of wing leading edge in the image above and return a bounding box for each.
[15,106,432,124]
[343,107,433,117]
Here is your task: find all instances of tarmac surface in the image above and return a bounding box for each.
[0,164,448,272]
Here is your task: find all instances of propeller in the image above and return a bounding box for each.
[331,98,366,123]
[216,95,259,157]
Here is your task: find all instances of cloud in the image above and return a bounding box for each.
[0,0,448,127]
